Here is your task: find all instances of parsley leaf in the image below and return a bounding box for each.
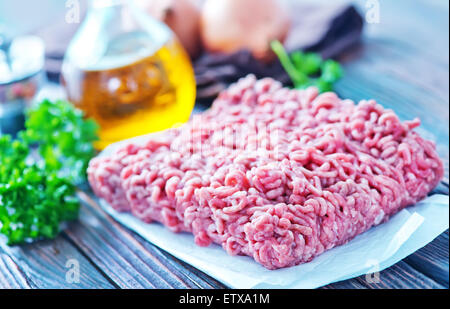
[0,100,98,245]
[22,99,99,184]
[271,40,343,93]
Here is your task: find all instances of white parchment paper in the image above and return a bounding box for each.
[97,135,449,289]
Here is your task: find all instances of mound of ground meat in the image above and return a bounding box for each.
[88,75,444,270]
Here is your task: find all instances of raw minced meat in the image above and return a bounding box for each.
[88,75,444,270]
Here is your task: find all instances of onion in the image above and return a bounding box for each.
[137,0,202,59]
[200,0,291,62]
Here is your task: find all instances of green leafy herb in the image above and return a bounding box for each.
[271,40,343,93]
[22,99,99,183]
[0,100,98,245]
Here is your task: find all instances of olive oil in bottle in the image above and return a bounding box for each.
[61,0,196,149]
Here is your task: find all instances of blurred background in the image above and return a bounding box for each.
[0,0,448,168]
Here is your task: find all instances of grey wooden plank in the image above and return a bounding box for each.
[325,261,445,289]
[432,182,449,196]
[353,260,445,289]
[162,253,228,289]
[353,0,449,64]
[64,191,225,289]
[0,236,115,289]
[324,231,449,289]
[0,253,32,289]
[404,230,449,288]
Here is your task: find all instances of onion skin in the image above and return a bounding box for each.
[200,0,291,62]
[137,0,202,59]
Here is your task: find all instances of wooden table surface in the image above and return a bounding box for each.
[0,0,448,289]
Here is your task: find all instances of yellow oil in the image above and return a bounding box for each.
[62,38,196,149]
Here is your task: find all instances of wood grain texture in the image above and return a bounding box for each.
[0,253,32,289]
[354,260,445,289]
[404,230,449,288]
[0,236,114,289]
[63,191,226,289]
[325,259,447,289]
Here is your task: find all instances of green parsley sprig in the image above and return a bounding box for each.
[22,99,98,183]
[271,40,343,93]
[0,99,98,245]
